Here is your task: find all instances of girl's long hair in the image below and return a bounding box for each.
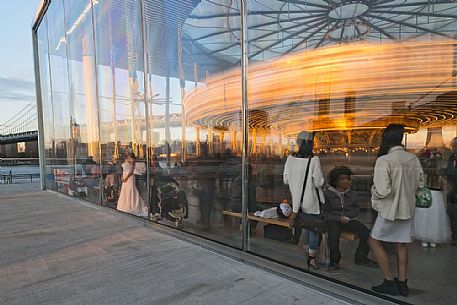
[297,139,314,158]
[377,124,405,158]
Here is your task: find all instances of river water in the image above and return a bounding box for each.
[0,165,40,175]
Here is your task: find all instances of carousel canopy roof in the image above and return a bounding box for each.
[49,0,457,79]
[183,0,457,64]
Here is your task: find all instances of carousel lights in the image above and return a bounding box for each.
[184,40,457,135]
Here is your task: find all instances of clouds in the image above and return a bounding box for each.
[0,75,36,103]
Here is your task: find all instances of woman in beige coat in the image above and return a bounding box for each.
[369,124,424,297]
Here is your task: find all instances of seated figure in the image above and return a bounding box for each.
[323,166,378,271]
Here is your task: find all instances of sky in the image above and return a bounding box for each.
[0,0,42,126]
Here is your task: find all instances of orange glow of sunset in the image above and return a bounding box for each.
[184,40,457,134]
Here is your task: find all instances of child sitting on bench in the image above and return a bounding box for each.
[323,166,378,271]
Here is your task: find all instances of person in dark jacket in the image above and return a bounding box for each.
[441,137,457,246]
[324,166,378,271]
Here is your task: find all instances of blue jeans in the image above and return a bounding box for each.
[305,229,320,254]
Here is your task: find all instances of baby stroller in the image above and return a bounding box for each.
[150,176,189,229]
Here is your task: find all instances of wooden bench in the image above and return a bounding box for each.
[223,210,359,263]
[223,210,290,227]
[222,210,358,240]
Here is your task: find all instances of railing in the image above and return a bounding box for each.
[0,173,41,184]
[0,158,40,165]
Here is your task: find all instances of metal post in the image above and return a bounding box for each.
[89,0,104,205]
[62,0,77,182]
[139,0,151,213]
[32,28,47,190]
[240,0,249,252]
[165,76,171,166]
[43,9,58,192]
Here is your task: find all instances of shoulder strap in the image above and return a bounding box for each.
[299,157,312,205]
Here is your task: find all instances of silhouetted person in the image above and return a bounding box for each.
[442,137,457,246]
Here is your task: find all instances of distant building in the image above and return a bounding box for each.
[0,141,38,158]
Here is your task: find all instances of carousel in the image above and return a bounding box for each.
[180,0,457,157]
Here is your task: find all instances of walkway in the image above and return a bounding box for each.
[0,183,393,305]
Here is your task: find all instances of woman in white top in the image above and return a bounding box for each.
[284,131,325,270]
[117,152,149,217]
[370,124,424,297]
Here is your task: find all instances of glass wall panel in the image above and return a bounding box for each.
[144,0,242,247]
[64,0,101,203]
[37,15,57,191]
[46,0,74,194]
[33,1,457,303]
[242,1,456,304]
[93,0,148,211]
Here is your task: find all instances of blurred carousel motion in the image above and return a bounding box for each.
[180,0,457,156]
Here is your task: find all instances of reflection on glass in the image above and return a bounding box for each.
[65,0,101,203]
[145,0,243,246]
[37,15,57,190]
[47,0,74,194]
[93,0,148,209]
[35,0,457,303]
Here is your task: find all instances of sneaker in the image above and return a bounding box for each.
[397,279,409,297]
[421,241,429,247]
[430,243,437,248]
[149,212,161,221]
[327,261,340,271]
[355,258,379,268]
[372,279,399,296]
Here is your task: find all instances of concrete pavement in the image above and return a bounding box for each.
[0,183,395,305]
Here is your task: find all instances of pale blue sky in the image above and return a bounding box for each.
[0,0,41,125]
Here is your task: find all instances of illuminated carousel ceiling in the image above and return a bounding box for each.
[183,40,457,134]
[182,0,457,63]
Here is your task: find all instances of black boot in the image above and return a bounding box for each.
[355,257,379,268]
[372,279,399,296]
[397,279,409,297]
[327,261,340,271]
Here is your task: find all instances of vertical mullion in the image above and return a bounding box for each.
[62,0,77,182]
[90,0,104,204]
[45,13,57,191]
[139,0,151,214]
[240,0,249,252]
[32,28,47,190]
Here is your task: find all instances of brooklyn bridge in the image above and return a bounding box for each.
[0,101,182,157]
[0,103,38,145]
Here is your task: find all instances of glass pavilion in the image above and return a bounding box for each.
[33,1,457,303]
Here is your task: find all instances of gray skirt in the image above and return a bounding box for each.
[370,215,414,243]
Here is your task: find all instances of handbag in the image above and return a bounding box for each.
[293,157,327,243]
[416,187,432,208]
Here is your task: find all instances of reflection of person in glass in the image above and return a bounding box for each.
[134,155,147,200]
[441,137,457,246]
[103,157,119,202]
[369,125,424,297]
[193,144,215,228]
[82,156,99,202]
[284,131,325,271]
[228,164,258,235]
[117,151,148,217]
[324,166,378,271]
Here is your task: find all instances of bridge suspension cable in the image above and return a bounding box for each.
[0,103,38,135]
